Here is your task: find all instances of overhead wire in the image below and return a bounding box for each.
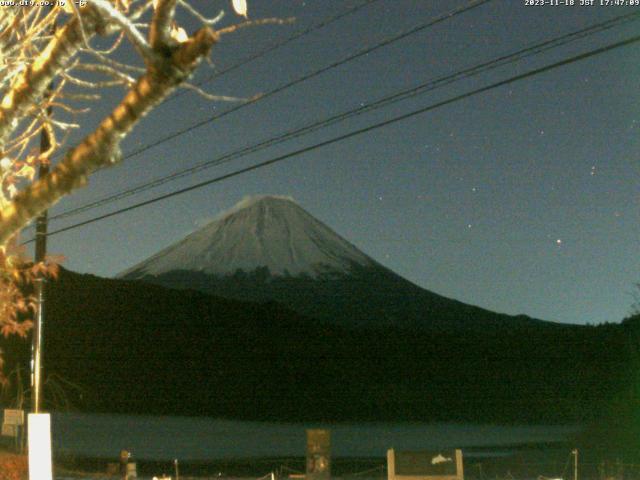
[97,0,494,164]
[164,0,385,105]
[48,9,640,222]
[22,33,640,243]
[46,0,384,164]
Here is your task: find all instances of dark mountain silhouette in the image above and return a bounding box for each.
[1,195,634,459]
[119,195,556,330]
[0,267,627,427]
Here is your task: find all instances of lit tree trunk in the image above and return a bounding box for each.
[0,1,218,246]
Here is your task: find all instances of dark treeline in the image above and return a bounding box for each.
[2,268,638,459]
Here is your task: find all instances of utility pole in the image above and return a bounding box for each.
[27,13,56,480]
[31,115,50,414]
[31,8,56,416]
[572,449,578,480]
[27,85,55,480]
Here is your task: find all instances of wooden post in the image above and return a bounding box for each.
[120,449,130,480]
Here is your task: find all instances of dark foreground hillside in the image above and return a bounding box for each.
[575,313,640,462]
[1,268,634,427]
[139,265,552,331]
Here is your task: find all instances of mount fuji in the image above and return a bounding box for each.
[120,195,375,279]
[120,195,543,329]
[17,195,628,425]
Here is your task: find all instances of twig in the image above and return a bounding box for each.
[217,17,295,36]
[179,82,248,102]
[178,1,224,26]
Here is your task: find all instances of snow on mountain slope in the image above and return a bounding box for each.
[117,195,553,330]
[119,195,376,278]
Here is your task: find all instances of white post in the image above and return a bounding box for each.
[28,413,53,480]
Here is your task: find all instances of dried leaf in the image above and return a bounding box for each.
[231,0,248,18]
[6,184,17,199]
[15,164,35,180]
[170,24,189,43]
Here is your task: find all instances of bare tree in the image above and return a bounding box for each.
[0,0,272,368]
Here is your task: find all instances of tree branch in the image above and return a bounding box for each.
[0,7,102,148]
[90,0,154,60]
[150,0,179,51]
[0,27,218,245]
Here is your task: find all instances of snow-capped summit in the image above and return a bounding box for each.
[120,195,546,330]
[119,195,376,279]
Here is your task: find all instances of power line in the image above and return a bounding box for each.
[49,10,640,222]
[43,0,494,221]
[164,0,384,104]
[107,0,493,162]
[23,33,640,243]
[47,0,384,165]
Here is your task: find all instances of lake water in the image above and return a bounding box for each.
[50,412,579,462]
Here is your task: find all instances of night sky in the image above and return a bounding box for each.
[28,0,640,325]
